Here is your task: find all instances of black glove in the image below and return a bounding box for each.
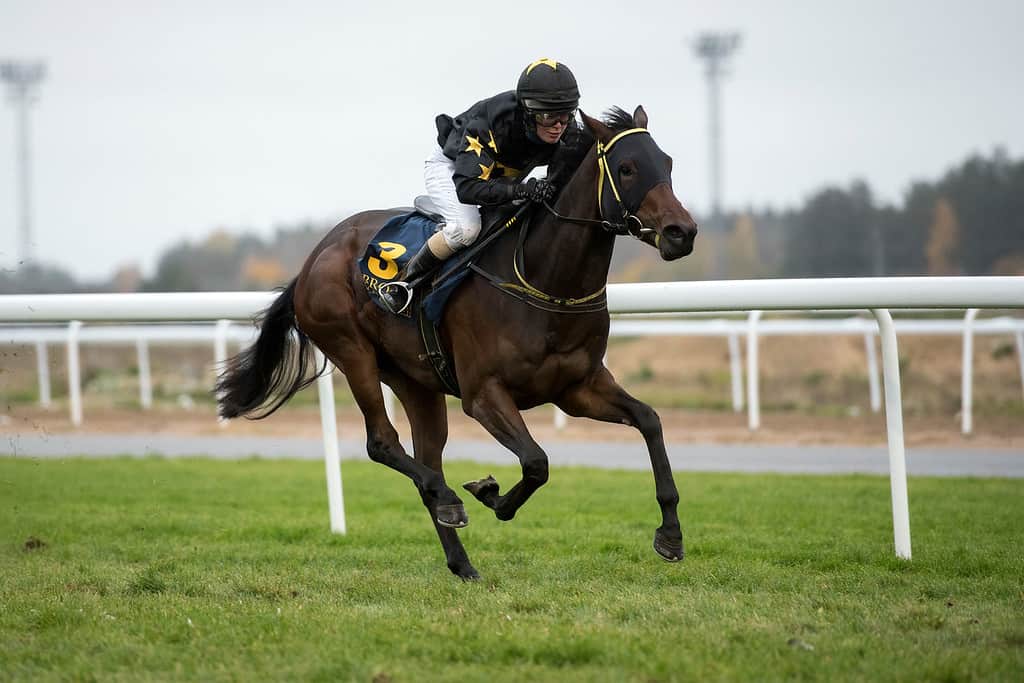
[512,178,556,204]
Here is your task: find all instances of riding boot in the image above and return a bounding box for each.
[378,242,446,314]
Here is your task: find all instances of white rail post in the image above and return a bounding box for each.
[136,338,152,409]
[314,349,346,534]
[746,310,762,430]
[1016,328,1024,402]
[34,341,51,408]
[728,332,744,412]
[871,308,912,560]
[864,330,881,413]
[961,308,978,436]
[213,319,231,369]
[382,384,396,424]
[66,321,83,426]
[553,406,567,430]
[214,320,231,426]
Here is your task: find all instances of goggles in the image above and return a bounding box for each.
[532,109,575,127]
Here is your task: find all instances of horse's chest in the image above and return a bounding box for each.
[501,332,599,397]
[514,328,590,364]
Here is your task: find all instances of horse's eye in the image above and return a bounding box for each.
[620,165,635,177]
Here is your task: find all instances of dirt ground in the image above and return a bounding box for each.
[2,403,1022,450]
[2,329,1022,449]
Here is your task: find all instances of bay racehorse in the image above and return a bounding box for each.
[216,106,698,579]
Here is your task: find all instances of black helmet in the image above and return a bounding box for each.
[516,58,579,112]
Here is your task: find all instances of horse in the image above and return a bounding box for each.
[216,105,698,580]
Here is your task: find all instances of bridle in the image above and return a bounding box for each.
[542,127,660,244]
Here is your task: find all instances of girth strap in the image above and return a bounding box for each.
[417,301,460,397]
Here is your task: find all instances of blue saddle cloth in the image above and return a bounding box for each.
[357,212,471,323]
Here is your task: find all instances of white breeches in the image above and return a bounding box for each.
[424,144,482,250]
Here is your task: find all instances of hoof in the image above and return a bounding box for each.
[436,503,468,528]
[653,530,684,562]
[462,475,500,505]
[452,566,481,582]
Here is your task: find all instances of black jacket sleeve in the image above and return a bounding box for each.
[450,119,516,206]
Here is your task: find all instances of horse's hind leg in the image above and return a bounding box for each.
[462,380,549,522]
[320,337,469,528]
[389,374,479,580]
[557,367,684,562]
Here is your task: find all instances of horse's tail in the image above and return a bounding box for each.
[215,278,324,420]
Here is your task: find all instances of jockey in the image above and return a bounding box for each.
[379,57,581,313]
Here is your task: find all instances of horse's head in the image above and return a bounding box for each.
[580,106,698,260]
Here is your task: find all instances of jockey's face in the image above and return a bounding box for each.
[534,117,568,144]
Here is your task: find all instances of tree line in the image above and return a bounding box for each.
[779,148,1022,277]
[3,149,1022,294]
[608,148,1023,282]
[729,149,1015,280]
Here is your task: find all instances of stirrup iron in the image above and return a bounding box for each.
[378,280,414,315]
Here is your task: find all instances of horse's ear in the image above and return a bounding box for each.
[581,110,614,144]
[633,105,649,129]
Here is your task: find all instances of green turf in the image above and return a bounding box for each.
[1,457,1021,682]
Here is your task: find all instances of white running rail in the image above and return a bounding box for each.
[2,276,1023,559]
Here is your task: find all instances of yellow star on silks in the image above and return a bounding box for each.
[526,57,559,74]
[486,130,499,154]
[478,161,495,180]
[464,134,484,157]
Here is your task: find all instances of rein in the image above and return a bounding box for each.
[468,208,608,314]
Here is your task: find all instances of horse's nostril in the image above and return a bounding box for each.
[663,225,690,242]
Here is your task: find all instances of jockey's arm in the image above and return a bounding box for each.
[453,173,515,206]
[450,125,516,207]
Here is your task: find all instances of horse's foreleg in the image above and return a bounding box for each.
[389,375,479,580]
[557,367,684,561]
[325,340,468,529]
[463,380,549,522]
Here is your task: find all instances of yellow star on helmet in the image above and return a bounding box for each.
[526,58,559,74]
[487,130,499,154]
[464,134,484,157]
[478,161,495,180]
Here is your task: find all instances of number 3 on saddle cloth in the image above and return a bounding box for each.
[358,212,472,324]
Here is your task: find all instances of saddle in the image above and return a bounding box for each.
[357,197,530,397]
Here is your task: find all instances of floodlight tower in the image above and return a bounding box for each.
[694,33,741,221]
[1,60,47,265]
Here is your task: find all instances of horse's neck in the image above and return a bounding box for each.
[521,147,615,296]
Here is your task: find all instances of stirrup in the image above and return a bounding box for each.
[378,280,414,315]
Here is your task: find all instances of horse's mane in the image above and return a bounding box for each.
[546,107,635,187]
[601,106,637,133]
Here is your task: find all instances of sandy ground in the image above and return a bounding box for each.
[2,331,1022,451]
[2,403,1022,450]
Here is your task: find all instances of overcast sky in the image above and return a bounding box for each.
[1,0,1022,279]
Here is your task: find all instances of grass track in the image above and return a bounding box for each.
[1,457,1022,682]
